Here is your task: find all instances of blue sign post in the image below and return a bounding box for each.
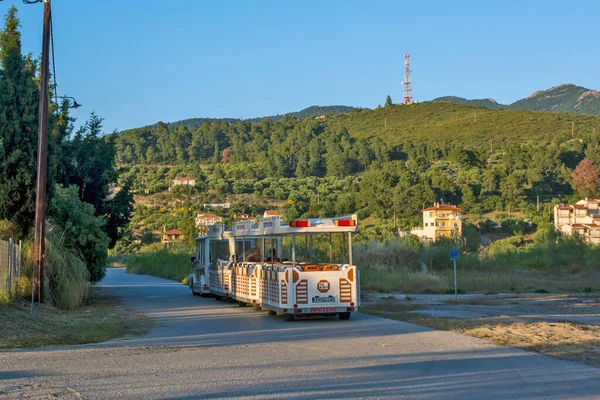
[449,248,459,299]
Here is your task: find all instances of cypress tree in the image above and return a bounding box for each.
[0,7,40,237]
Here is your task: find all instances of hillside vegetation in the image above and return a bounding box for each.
[123,105,355,133]
[324,102,600,147]
[432,96,501,109]
[111,100,600,255]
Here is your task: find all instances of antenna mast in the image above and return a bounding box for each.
[403,53,413,104]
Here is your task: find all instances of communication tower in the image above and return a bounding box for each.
[403,53,413,104]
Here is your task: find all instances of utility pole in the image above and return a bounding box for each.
[33,0,52,302]
[537,195,540,212]
[572,121,575,139]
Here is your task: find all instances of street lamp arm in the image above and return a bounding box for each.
[56,95,82,109]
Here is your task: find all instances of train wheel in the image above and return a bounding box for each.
[338,312,351,320]
[267,310,277,316]
[284,314,295,322]
[252,304,262,311]
[238,301,246,307]
[214,295,222,300]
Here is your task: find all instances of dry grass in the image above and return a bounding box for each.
[462,321,600,366]
[0,288,152,349]
[361,301,600,368]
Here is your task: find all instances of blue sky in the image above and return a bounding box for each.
[3,0,599,132]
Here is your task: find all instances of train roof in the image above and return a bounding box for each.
[194,215,358,241]
[231,215,358,237]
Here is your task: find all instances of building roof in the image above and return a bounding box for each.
[571,224,586,229]
[163,229,182,235]
[587,199,599,203]
[197,213,222,219]
[173,177,196,181]
[264,210,280,216]
[574,204,588,210]
[422,203,463,212]
[556,205,571,210]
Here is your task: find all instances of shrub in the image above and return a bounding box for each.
[127,246,194,282]
[500,218,533,235]
[44,228,90,310]
[48,186,110,283]
[488,235,523,255]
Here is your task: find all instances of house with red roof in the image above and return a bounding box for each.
[195,213,223,235]
[172,177,197,187]
[161,229,183,246]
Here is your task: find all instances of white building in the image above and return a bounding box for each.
[203,203,231,210]
[172,177,197,186]
[195,213,224,234]
[554,198,600,244]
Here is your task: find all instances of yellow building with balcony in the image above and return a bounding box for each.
[410,203,463,241]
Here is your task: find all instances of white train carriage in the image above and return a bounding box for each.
[192,221,275,301]
[189,224,227,296]
[231,215,360,321]
[192,214,360,321]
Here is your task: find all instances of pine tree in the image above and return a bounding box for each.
[0,7,40,237]
[385,95,393,107]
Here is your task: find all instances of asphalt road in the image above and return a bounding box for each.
[1,268,599,399]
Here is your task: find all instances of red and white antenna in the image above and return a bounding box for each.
[403,53,413,104]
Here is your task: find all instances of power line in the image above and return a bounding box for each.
[50,10,57,106]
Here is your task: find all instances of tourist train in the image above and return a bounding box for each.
[189,214,360,321]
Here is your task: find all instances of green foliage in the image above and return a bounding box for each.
[45,228,90,310]
[500,218,534,236]
[488,235,523,256]
[126,246,194,282]
[385,95,393,107]
[48,186,110,284]
[478,219,498,233]
[533,222,558,245]
[433,96,501,109]
[0,7,41,237]
[461,223,481,252]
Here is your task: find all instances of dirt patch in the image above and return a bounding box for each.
[362,293,600,368]
[462,321,600,366]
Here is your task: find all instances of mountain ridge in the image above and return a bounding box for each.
[433,84,600,115]
[124,105,355,133]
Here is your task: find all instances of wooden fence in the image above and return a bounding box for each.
[0,239,22,296]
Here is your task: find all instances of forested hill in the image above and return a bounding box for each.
[114,98,600,244]
[433,84,600,115]
[244,105,355,123]
[124,105,354,133]
[115,102,600,168]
